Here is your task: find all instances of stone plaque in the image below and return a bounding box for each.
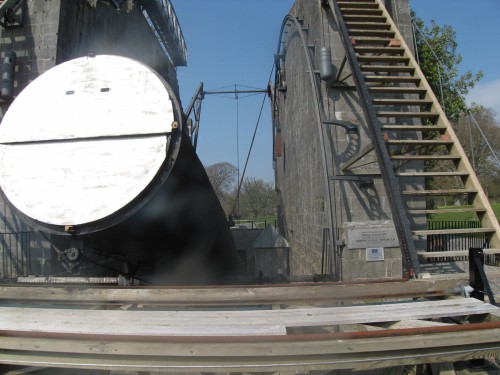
[347,226,398,249]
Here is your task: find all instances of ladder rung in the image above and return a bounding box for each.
[413,228,496,236]
[373,98,433,106]
[345,22,391,30]
[397,171,469,178]
[340,9,383,16]
[361,65,414,73]
[369,87,427,96]
[407,207,484,215]
[377,111,439,118]
[386,139,453,146]
[381,125,447,132]
[418,249,500,258]
[365,76,421,84]
[338,2,380,9]
[344,15,387,23]
[351,37,395,45]
[354,46,405,55]
[402,189,477,196]
[391,155,462,161]
[357,56,409,64]
[348,30,396,38]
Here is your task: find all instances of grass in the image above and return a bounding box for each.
[428,202,500,222]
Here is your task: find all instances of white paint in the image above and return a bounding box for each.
[0,55,175,226]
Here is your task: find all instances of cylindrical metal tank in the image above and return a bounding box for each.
[0,55,240,284]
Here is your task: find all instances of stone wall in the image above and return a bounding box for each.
[274,0,421,281]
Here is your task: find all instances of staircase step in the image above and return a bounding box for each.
[357,55,409,64]
[365,76,421,84]
[396,171,469,177]
[418,249,500,258]
[346,22,391,30]
[344,15,387,23]
[381,125,447,132]
[407,207,484,215]
[361,65,414,73]
[338,2,380,9]
[350,37,395,45]
[377,111,439,119]
[340,8,383,16]
[390,154,462,161]
[386,139,453,146]
[348,29,396,38]
[369,87,427,96]
[373,98,433,106]
[338,0,500,263]
[354,46,405,55]
[402,189,477,196]
[413,228,495,236]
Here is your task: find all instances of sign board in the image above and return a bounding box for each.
[347,225,398,249]
[366,247,384,262]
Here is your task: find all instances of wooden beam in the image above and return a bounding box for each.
[0,278,469,306]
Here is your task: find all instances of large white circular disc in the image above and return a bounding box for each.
[0,55,175,226]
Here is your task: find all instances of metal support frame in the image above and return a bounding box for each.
[469,247,497,306]
[183,83,268,150]
[184,82,204,150]
[137,0,187,66]
[323,118,358,133]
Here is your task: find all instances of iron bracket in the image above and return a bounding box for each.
[323,119,358,133]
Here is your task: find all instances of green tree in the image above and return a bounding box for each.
[239,178,277,220]
[205,162,238,214]
[412,13,483,121]
[455,106,500,198]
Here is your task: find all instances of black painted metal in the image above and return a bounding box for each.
[469,248,497,306]
[327,0,420,277]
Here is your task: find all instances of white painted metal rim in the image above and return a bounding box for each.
[0,55,176,226]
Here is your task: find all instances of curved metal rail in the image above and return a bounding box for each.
[273,14,340,278]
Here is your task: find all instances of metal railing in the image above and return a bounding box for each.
[0,232,30,278]
[427,221,497,265]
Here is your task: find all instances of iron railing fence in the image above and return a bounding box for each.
[426,220,497,265]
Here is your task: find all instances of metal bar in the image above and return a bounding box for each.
[203,89,268,95]
[469,247,497,306]
[0,279,468,305]
[183,82,204,117]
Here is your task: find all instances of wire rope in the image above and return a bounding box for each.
[230,64,274,216]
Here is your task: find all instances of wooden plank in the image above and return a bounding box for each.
[419,249,500,258]
[0,55,174,226]
[0,279,469,305]
[0,298,497,337]
[1,326,500,357]
[413,228,495,236]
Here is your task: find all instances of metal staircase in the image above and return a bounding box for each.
[329,0,500,264]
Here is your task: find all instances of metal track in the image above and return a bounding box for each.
[0,282,499,372]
